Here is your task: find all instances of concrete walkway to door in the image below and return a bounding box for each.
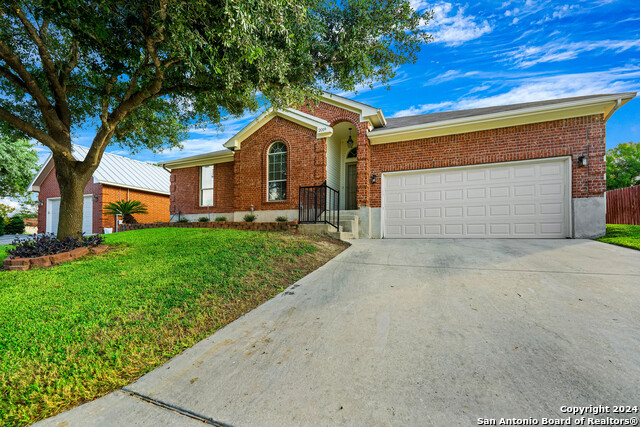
[37,239,640,426]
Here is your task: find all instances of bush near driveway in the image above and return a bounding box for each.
[0,228,347,426]
[597,224,640,251]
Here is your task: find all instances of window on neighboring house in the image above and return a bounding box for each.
[200,165,214,206]
[267,142,287,201]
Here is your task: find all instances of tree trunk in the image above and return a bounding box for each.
[53,154,94,239]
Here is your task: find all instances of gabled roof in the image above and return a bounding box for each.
[223,108,333,151]
[368,92,636,144]
[320,92,386,128]
[29,145,171,195]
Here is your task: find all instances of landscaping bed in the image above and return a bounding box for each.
[0,228,348,425]
[596,224,640,251]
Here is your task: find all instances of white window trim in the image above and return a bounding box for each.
[267,142,287,202]
[199,165,214,207]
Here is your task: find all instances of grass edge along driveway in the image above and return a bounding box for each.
[0,227,347,426]
[597,224,640,251]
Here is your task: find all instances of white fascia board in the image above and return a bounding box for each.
[162,151,235,169]
[28,154,53,192]
[97,181,170,195]
[223,108,333,151]
[321,92,386,127]
[369,93,636,145]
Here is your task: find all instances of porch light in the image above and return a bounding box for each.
[347,128,354,148]
[577,155,587,167]
[371,174,377,184]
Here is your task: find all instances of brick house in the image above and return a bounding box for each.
[163,92,636,239]
[29,145,170,234]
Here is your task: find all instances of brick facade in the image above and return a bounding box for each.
[170,161,235,216]
[37,167,169,234]
[101,185,170,229]
[368,115,606,207]
[170,101,607,227]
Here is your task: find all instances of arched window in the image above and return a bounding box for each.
[346,147,357,159]
[267,142,287,201]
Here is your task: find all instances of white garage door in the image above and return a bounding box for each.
[47,195,93,235]
[382,158,570,238]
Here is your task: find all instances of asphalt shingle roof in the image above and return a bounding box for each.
[373,93,637,132]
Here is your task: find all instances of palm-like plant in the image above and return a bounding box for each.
[103,200,148,224]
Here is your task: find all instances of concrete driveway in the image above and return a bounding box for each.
[38,239,640,426]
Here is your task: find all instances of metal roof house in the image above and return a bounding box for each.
[29,145,171,235]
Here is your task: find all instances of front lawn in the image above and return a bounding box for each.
[597,224,640,251]
[0,228,347,425]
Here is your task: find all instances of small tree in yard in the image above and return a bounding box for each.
[607,142,640,190]
[0,0,431,238]
[103,200,148,224]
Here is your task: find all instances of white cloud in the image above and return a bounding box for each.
[425,69,480,85]
[509,39,640,68]
[425,3,493,46]
[392,101,455,117]
[410,0,430,11]
[536,4,579,22]
[392,67,640,117]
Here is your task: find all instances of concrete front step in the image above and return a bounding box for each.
[328,231,357,240]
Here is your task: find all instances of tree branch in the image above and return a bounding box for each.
[0,105,71,158]
[14,9,71,129]
[0,40,62,130]
[59,40,79,88]
[0,65,28,91]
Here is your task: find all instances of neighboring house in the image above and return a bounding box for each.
[23,218,38,234]
[162,92,636,239]
[29,145,170,235]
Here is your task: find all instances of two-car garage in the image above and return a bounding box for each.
[382,157,571,238]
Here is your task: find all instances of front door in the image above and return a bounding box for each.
[345,163,357,210]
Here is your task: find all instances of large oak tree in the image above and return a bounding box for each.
[0,0,431,238]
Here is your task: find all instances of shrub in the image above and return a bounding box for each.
[7,233,104,259]
[103,200,148,224]
[198,216,210,222]
[243,214,256,222]
[178,218,189,223]
[0,218,4,236]
[275,216,287,222]
[215,216,227,221]
[5,217,25,234]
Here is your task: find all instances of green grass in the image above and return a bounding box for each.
[0,228,345,425]
[597,224,640,251]
[0,245,10,260]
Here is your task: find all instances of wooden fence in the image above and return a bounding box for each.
[606,186,640,225]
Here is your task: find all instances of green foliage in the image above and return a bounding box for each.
[606,142,640,190]
[0,228,332,424]
[178,217,189,223]
[4,217,25,234]
[243,214,256,222]
[597,224,640,251]
[275,216,288,222]
[0,217,4,236]
[215,216,227,222]
[0,0,430,238]
[0,136,39,198]
[0,204,15,218]
[198,216,210,222]
[103,200,148,224]
[0,0,430,149]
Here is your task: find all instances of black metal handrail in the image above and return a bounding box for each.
[299,181,340,229]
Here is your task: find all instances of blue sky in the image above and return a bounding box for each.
[35,0,640,166]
